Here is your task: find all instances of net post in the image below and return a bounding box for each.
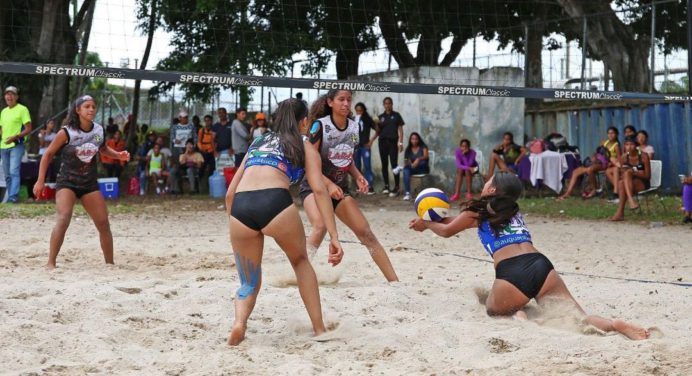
[649,1,656,93]
[580,17,587,90]
[688,0,692,95]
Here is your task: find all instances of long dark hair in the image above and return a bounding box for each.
[405,132,427,156]
[355,102,373,123]
[462,171,523,236]
[272,98,307,167]
[607,126,620,144]
[308,89,351,126]
[66,95,96,130]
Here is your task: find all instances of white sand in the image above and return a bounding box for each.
[1,201,691,375]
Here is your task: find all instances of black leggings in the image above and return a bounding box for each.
[379,138,400,189]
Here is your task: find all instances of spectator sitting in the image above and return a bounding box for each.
[179,139,204,194]
[636,130,654,159]
[146,143,169,195]
[602,127,623,199]
[397,132,429,201]
[558,127,620,200]
[101,130,126,178]
[38,119,57,155]
[484,131,525,180]
[249,112,268,140]
[450,138,478,201]
[197,115,216,182]
[610,136,651,221]
[137,123,149,145]
[624,124,637,139]
[682,174,692,224]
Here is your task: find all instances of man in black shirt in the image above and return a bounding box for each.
[212,107,234,157]
[374,97,404,196]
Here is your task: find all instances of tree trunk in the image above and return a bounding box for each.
[556,0,650,92]
[74,1,96,97]
[377,2,416,68]
[130,0,158,153]
[36,0,76,126]
[439,35,465,66]
[525,23,544,89]
[335,48,360,79]
[414,30,442,66]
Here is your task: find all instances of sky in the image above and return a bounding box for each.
[87,0,688,112]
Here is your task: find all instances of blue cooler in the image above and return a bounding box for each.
[98,177,119,199]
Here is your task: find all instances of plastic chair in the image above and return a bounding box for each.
[637,160,663,212]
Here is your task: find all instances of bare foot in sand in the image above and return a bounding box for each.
[45,263,56,270]
[612,319,649,340]
[513,310,528,321]
[228,323,246,346]
[608,216,624,222]
[555,196,567,202]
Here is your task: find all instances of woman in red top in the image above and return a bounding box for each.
[101,130,126,178]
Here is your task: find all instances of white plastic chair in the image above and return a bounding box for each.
[637,160,663,212]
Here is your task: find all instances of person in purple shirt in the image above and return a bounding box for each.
[450,139,478,201]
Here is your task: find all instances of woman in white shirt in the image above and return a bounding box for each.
[636,130,654,159]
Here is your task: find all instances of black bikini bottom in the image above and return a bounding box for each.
[231,188,293,231]
[495,252,554,299]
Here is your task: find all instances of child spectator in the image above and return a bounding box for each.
[101,130,126,178]
[450,139,478,201]
[146,143,168,195]
[397,132,429,201]
[179,139,204,194]
[624,125,637,138]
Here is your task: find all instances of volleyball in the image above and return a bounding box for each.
[414,188,450,222]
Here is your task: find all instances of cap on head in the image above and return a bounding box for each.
[4,86,18,95]
[178,111,189,118]
[255,112,266,121]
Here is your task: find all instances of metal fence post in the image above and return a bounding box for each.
[650,1,656,93]
[580,17,587,90]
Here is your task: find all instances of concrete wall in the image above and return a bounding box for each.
[353,67,525,192]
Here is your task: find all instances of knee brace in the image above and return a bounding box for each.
[235,253,261,300]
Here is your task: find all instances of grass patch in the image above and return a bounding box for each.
[0,201,138,219]
[519,195,683,224]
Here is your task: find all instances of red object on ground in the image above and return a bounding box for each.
[38,185,56,200]
[223,167,237,187]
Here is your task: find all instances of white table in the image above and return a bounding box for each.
[528,151,569,193]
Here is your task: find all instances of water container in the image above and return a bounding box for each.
[98,177,119,199]
[223,167,237,187]
[209,170,226,198]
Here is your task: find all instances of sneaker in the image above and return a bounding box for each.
[392,166,403,175]
[388,189,399,198]
[608,198,620,204]
[403,192,411,201]
[367,188,375,196]
[449,193,460,201]
[382,188,390,194]
[683,216,692,224]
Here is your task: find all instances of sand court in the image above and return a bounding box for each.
[1,201,690,375]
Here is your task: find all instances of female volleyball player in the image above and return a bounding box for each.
[299,89,399,282]
[225,98,344,346]
[33,95,130,270]
[409,171,649,340]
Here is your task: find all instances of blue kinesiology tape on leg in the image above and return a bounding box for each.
[235,253,261,299]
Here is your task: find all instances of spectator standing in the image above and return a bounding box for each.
[450,139,478,201]
[169,111,197,193]
[296,92,309,109]
[192,115,201,135]
[231,107,250,166]
[197,115,216,181]
[374,97,404,197]
[399,132,429,201]
[212,107,234,157]
[353,102,375,195]
[105,117,118,138]
[38,119,57,155]
[250,112,268,140]
[0,86,32,203]
[137,130,157,194]
[101,130,127,178]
